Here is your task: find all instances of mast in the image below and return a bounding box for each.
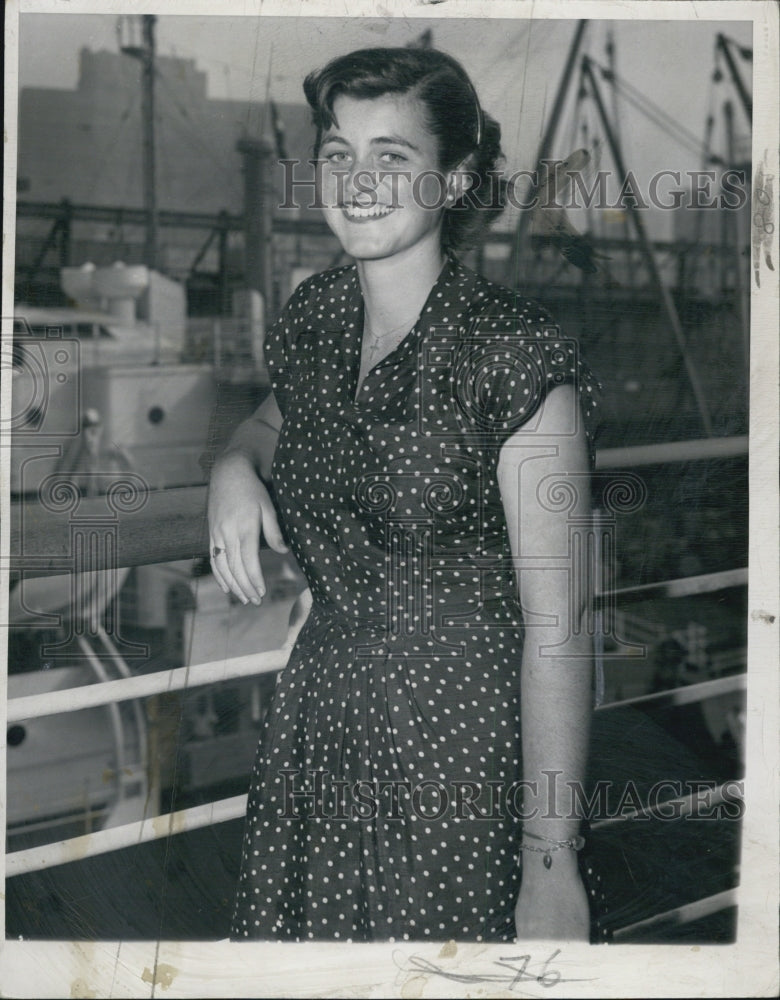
[237,137,274,314]
[141,16,158,270]
[121,14,158,270]
[723,100,750,371]
[508,20,589,287]
[605,29,634,292]
[716,34,752,123]
[582,55,713,437]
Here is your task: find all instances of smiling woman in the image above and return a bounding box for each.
[207,46,602,944]
[317,93,448,266]
[304,48,506,254]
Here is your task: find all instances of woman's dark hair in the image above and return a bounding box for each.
[303,47,507,253]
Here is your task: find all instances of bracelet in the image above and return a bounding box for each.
[520,830,585,869]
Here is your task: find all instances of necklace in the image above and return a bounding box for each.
[356,320,415,400]
[362,324,410,369]
[364,328,405,367]
[362,312,420,367]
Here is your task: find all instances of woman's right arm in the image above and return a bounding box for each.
[207,392,289,605]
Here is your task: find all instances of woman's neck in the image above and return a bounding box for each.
[356,236,446,337]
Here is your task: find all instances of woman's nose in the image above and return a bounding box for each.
[343,161,379,203]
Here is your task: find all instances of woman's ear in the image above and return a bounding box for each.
[445,162,476,205]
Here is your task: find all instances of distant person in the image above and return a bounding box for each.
[10,409,134,648]
[208,47,602,943]
[54,408,134,496]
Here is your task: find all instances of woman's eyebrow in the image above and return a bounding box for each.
[320,133,420,152]
[371,135,420,152]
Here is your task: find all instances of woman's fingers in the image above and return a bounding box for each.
[224,534,262,605]
[209,546,232,595]
[208,480,286,605]
[214,543,253,605]
[238,526,266,600]
[210,520,257,605]
[215,538,265,606]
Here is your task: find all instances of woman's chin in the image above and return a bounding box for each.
[335,236,402,262]
[323,217,436,263]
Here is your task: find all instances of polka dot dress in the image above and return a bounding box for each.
[231,254,601,942]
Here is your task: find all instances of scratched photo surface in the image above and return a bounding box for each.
[1,1,777,997]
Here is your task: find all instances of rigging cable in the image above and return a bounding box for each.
[589,60,717,163]
[154,65,243,203]
[84,89,141,202]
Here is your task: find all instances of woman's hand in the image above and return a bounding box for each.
[208,451,288,605]
[514,860,590,942]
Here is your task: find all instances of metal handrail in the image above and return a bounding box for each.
[5,617,745,878]
[7,647,290,723]
[6,438,748,906]
[8,436,747,580]
[595,672,745,713]
[7,795,249,878]
[7,775,744,879]
[595,567,747,607]
[612,888,738,940]
[7,623,746,726]
[5,601,746,879]
[590,779,739,830]
[594,435,747,469]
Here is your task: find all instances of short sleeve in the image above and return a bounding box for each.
[263,277,315,418]
[455,298,603,465]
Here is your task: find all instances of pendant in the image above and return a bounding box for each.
[543,852,552,869]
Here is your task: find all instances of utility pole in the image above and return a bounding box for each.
[121,15,158,271]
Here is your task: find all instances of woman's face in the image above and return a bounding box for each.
[318,92,452,263]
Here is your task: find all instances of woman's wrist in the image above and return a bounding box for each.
[519,845,581,887]
[213,446,260,477]
[519,822,585,873]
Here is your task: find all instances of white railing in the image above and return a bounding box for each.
[6,648,289,724]
[7,795,249,879]
[594,435,748,469]
[612,889,739,941]
[5,573,745,880]
[6,437,748,940]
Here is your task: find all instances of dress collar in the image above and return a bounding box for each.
[338,253,479,406]
[342,252,476,331]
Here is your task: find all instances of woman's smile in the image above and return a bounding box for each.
[341,202,397,222]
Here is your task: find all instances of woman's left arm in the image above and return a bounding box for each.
[497,383,593,941]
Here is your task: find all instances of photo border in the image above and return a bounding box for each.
[1,0,777,996]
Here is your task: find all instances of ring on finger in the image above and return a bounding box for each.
[212,545,224,558]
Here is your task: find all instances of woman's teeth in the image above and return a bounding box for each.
[343,203,394,220]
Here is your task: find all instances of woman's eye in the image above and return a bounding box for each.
[380,152,407,165]
[323,151,351,164]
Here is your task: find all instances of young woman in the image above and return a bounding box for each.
[208,47,601,943]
